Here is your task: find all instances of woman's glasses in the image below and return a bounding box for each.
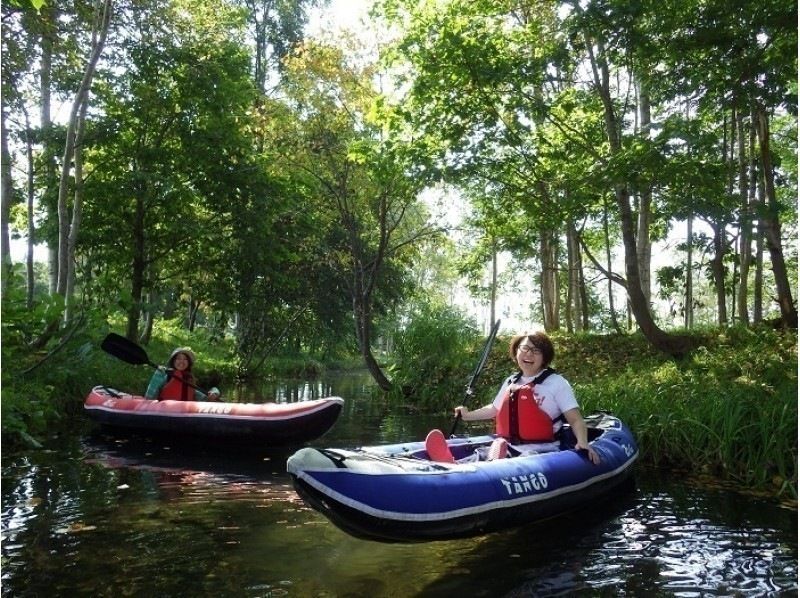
[517,345,542,355]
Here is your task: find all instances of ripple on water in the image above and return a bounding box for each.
[499,477,796,598]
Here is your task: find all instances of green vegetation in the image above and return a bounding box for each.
[565,327,797,502]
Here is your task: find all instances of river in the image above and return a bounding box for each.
[1,371,797,597]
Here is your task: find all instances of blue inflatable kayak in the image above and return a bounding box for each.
[287,412,638,542]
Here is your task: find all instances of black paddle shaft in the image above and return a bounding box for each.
[449,319,501,437]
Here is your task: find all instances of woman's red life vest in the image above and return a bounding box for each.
[159,370,192,401]
[496,369,556,443]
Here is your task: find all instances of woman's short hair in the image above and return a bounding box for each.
[509,331,555,367]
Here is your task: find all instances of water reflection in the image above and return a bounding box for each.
[232,370,375,404]
[1,370,797,597]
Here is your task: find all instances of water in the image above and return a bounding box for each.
[2,371,797,597]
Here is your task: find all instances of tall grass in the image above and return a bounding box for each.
[385,303,480,409]
[571,326,797,500]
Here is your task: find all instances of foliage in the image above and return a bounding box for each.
[571,326,797,500]
[386,302,479,409]
[377,0,797,337]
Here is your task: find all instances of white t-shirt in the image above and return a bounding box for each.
[491,370,578,442]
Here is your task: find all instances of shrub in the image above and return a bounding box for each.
[387,303,479,410]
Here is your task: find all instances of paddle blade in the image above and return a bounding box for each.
[101,333,154,366]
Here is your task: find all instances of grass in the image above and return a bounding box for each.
[564,326,797,502]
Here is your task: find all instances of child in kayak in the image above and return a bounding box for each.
[145,347,220,401]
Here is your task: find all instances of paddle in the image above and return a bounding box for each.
[100,332,210,396]
[449,318,501,437]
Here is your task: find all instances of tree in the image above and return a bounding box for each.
[278,40,440,389]
[379,0,795,351]
[628,0,797,327]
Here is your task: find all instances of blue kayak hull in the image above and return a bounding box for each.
[287,412,638,542]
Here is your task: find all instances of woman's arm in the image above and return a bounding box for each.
[144,368,168,400]
[455,405,498,421]
[563,408,600,464]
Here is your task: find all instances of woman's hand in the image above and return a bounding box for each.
[576,440,600,464]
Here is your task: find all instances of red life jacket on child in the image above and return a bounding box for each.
[496,368,557,443]
[159,370,193,401]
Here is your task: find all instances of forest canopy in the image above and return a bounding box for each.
[1,0,796,392]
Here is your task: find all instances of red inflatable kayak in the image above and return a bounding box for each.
[84,386,344,445]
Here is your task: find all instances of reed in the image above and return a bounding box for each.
[574,326,797,501]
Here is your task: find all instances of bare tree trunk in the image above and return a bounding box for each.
[566,221,583,332]
[565,225,575,333]
[55,0,112,296]
[636,80,653,309]
[586,35,691,354]
[540,226,559,332]
[709,111,733,326]
[354,294,391,391]
[40,4,59,295]
[0,170,16,301]
[708,218,728,326]
[753,143,765,323]
[736,105,751,324]
[140,289,154,345]
[188,295,200,332]
[603,197,621,332]
[685,215,693,329]
[490,237,497,327]
[1,110,13,297]
[64,95,90,323]
[126,190,146,341]
[24,110,35,308]
[754,104,797,327]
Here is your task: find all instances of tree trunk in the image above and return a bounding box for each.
[354,299,391,391]
[636,79,653,309]
[565,225,575,333]
[1,110,13,298]
[140,289,154,345]
[40,4,58,296]
[490,238,497,327]
[708,218,728,326]
[64,95,90,323]
[753,142,766,323]
[126,191,146,341]
[540,226,559,331]
[566,221,584,332]
[603,197,621,332]
[55,0,112,296]
[754,104,797,328]
[735,105,751,324]
[685,215,693,329]
[25,110,35,308]
[587,35,692,354]
[188,296,200,332]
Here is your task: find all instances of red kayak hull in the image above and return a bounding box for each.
[84,386,344,445]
